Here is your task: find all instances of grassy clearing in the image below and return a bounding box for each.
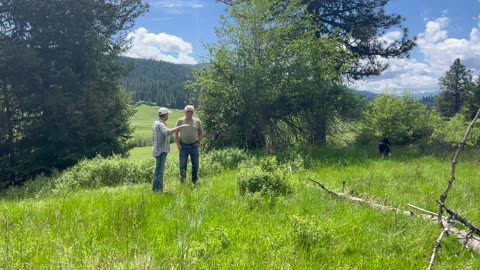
[1,146,479,269]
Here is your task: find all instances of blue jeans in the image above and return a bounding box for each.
[179,144,199,183]
[153,153,167,192]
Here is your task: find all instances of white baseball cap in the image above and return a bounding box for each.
[158,107,171,115]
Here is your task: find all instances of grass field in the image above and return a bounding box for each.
[1,105,479,269]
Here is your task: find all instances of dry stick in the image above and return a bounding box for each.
[309,179,480,254]
[437,108,480,223]
[408,203,480,253]
[308,178,413,216]
[427,216,456,270]
[407,203,438,217]
[438,201,480,236]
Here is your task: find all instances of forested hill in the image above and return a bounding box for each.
[118,57,199,109]
[118,56,435,108]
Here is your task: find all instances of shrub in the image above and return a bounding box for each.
[52,155,154,194]
[290,214,332,250]
[357,93,434,145]
[429,113,480,149]
[201,148,251,177]
[236,157,292,196]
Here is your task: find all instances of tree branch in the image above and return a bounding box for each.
[437,108,480,223]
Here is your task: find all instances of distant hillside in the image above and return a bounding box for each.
[355,90,378,101]
[118,57,198,109]
[118,57,437,110]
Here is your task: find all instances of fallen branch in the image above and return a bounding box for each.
[427,216,455,270]
[407,203,437,217]
[307,179,480,254]
[408,203,480,253]
[308,178,413,216]
[438,201,480,237]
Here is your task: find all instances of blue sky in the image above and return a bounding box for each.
[124,0,480,94]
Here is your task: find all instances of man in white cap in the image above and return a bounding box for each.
[152,107,189,192]
[175,104,203,184]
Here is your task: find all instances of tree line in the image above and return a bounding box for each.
[119,57,199,108]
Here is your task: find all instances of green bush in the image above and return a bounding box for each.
[201,148,251,177]
[357,94,433,145]
[290,214,332,250]
[52,155,154,194]
[429,113,480,149]
[236,157,292,196]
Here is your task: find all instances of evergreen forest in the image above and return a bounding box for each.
[119,57,201,108]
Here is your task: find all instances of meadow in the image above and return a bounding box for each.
[130,105,185,148]
[0,105,479,269]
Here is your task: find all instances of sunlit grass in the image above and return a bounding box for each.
[1,143,480,269]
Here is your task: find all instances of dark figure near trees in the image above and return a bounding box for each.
[378,138,391,157]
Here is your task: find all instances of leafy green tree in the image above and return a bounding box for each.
[429,113,480,149]
[218,0,416,79]
[435,58,473,118]
[463,75,480,120]
[0,0,148,187]
[190,0,359,149]
[358,94,433,145]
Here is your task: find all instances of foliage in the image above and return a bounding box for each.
[52,156,153,195]
[435,58,473,118]
[0,0,148,187]
[290,214,332,250]
[201,148,251,175]
[463,75,480,120]
[357,94,433,145]
[236,157,292,196]
[429,113,480,149]
[218,0,416,79]
[119,57,196,108]
[190,0,359,149]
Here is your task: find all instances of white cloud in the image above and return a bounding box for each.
[351,16,480,94]
[124,27,197,65]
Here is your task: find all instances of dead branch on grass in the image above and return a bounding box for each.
[308,178,413,216]
[307,179,480,254]
[427,216,456,270]
[438,201,480,236]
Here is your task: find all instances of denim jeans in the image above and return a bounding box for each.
[179,144,199,183]
[153,153,167,192]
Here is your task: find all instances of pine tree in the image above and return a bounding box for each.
[435,58,473,118]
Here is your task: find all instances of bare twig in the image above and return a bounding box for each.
[438,109,480,222]
[427,216,456,270]
[438,201,480,237]
[407,204,438,217]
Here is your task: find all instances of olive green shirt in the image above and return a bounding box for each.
[176,117,203,144]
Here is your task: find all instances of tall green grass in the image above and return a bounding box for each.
[1,146,479,269]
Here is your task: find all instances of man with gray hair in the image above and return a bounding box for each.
[175,105,203,184]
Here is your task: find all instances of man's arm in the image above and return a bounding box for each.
[175,119,182,150]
